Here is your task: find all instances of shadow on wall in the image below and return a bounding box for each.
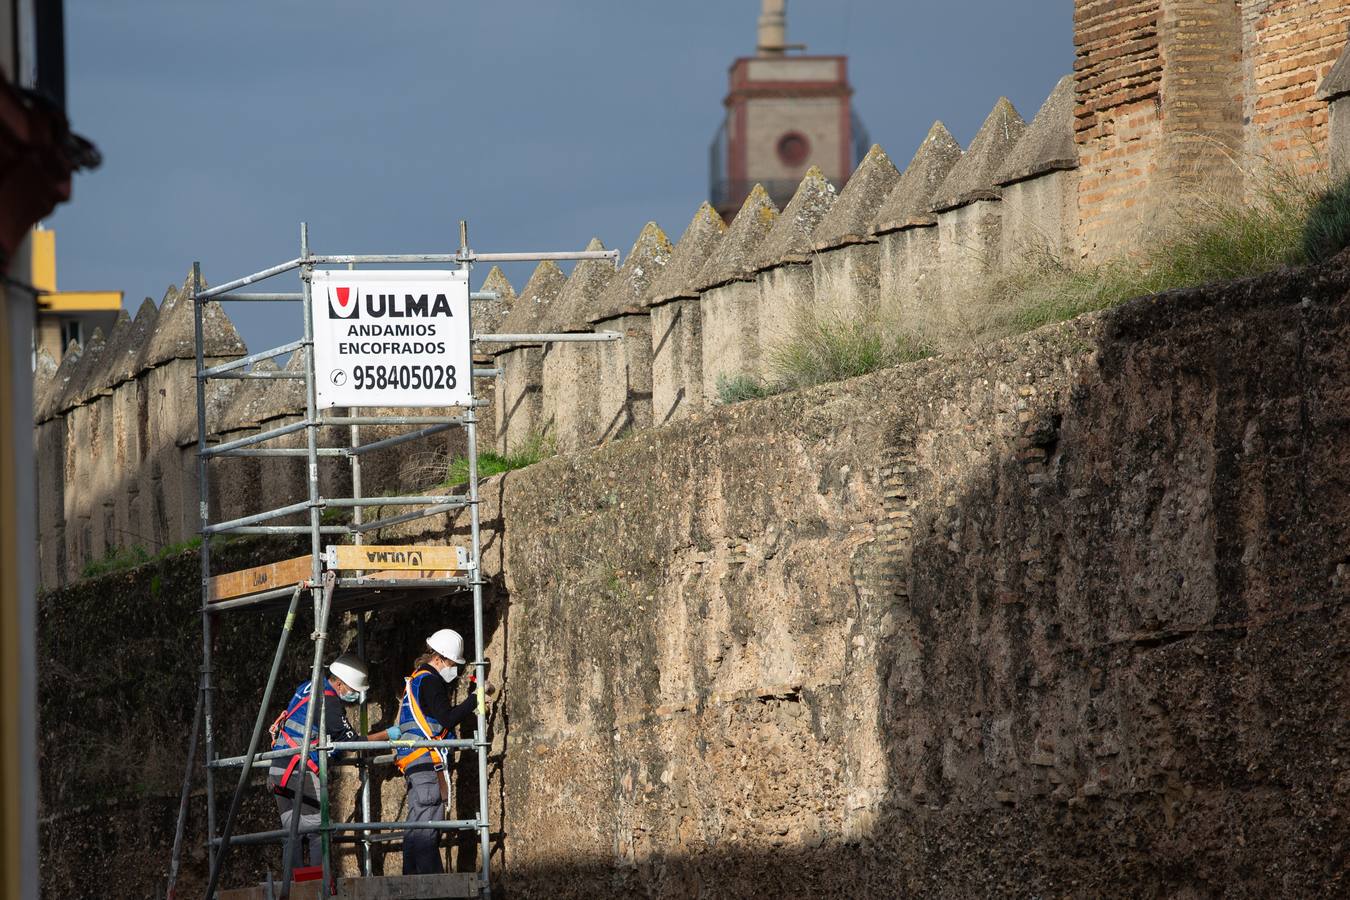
[487,256,1350,898]
[35,256,1350,898]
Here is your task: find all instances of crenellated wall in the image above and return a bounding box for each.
[35,5,1350,583]
[38,251,1350,898]
[33,268,515,588]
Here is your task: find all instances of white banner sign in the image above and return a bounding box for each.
[311,270,472,409]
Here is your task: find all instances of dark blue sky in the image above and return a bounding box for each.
[50,1,1071,352]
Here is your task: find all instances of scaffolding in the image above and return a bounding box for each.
[167,222,619,900]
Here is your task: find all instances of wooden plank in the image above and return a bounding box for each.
[329,545,465,573]
[208,554,314,602]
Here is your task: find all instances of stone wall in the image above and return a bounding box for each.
[34,0,1350,587]
[1242,0,1350,177]
[32,272,511,589]
[39,253,1350,897]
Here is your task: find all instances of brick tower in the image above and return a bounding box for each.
[710,0,864,220]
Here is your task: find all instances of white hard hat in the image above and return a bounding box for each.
[329,652,369,694]
[426,628,466,665]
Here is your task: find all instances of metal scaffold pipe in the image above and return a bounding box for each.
[184,222,582,897]
[203,584,307,900]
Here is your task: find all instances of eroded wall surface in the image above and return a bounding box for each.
[38,256,1350,898]
[490,255,1350,897]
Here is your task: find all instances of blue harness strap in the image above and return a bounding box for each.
[270,681,338,788]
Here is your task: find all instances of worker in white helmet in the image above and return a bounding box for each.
[388,628,493,874]
[266,652,369,870]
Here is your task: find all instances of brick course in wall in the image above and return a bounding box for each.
[1074,0,1164,257]
[1160,0,1244,201]
[1242,0,1350,176]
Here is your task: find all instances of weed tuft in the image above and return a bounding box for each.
[715,374,778,404]
[444,431,555,486]
[988,168,1323,336]
[768,302,931,390]
[1303,173,1350,263]
[80,536,204,579]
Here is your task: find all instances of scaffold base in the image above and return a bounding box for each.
[219,873,480,900]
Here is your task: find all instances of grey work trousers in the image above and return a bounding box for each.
[402,768,447,874]
[268,764,323,870]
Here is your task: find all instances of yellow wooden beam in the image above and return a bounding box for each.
[37,291,124,312]
[208,554,314,603]
[328,544,467,573]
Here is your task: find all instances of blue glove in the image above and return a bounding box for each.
[386,724,401,740]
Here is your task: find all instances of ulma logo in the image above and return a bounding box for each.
[328,286,359,319]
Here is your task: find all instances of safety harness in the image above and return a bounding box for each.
[269,680,338,799]
[394,668,448,773]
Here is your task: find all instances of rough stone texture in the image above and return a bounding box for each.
[544,239,615,334]
[649,298,705,426]
[646,204,726,306]
[594,311,654,442]
[141,275,247,369]
[754,262,816,379]
[85,309,131,399]
[811,241,881,332]
[495,262,568,452]
[474,265,516,338]
[496,346,546,455]
[542,339,603,452]
[109,372,147,573]
[996,75,1078,188]
[109,297,160,386]
[699,279,765,398]
[495,260,567,348]
[590,223,672,325]
[872,122,963,235]
[880,225,941,336]
[984,74,1078,271]
[751,167,837,271]
[56,326,105,416]
[932,199,1005,342]
[873,124,964,324]
[931,98,1027,213]
[592,224,672,441]
[694,186,778,292]
[61,329,107,577]
[701,170,836,394]
[1243,0,1350,178]
[1000,168,1082,267]
[540,244,617,451]
[211,358,281,525]
[38,255,1350,898]
[34,413,65,588]
[35,339,81,423]
[811,144,901,251]
[494,255,1350,899]
[648,206,726,427]
[697,188,780,398]
[1331,94,1350,178]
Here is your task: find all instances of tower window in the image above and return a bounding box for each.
[776,131,811,168]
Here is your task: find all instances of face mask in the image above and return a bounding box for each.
[438,665,458,683]
[339,690,360,703]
